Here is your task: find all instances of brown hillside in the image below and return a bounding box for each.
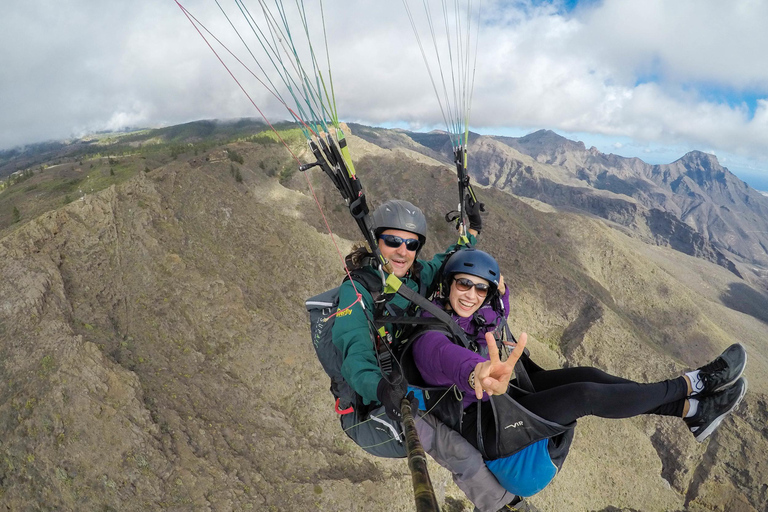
[0,133,766,511]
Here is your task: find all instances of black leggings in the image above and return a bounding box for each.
[462,367,688,456]
[518,367,688,425]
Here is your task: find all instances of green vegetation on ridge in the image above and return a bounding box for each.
[0,121,307,234]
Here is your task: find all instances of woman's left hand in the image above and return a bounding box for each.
[497,275,505,295]
[472,331,527,399]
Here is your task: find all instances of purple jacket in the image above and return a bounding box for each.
[412,288,510,409]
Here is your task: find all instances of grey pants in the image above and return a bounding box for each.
[340,406,515,512]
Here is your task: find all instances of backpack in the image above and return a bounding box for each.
[305,262,455,415]
[305,269,384,414]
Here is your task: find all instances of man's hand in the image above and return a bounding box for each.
[377,375,408,421]
[465,195,484,234]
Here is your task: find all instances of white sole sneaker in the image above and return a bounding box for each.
[691,377,747,443]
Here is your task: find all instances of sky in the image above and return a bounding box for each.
[3,0,768,190]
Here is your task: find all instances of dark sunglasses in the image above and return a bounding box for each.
[379,234,421,252]
[453,277,490,297]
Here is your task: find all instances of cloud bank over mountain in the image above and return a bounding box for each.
[2,0,768,184]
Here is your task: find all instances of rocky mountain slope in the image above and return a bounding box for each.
[1,124,767,511]
[469,130,768,277]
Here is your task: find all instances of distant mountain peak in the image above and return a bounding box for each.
[508,129,586,156]
[677,150,722,169]
[533,128,560,136]
[520,129,570,144]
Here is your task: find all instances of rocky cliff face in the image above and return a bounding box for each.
[471,130,768,275]
[468,135,744,277]
[354,127,767,277]
[1,128,767,511]
[0,159,425,511]
[645,151,768,263]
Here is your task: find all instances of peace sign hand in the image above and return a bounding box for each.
[473,332,528,399]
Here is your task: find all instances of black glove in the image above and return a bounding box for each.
[405,390,419,412]
[376,375,408,422]
[465,195,484,233]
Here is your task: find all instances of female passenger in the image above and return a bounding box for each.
[411,248,748,499]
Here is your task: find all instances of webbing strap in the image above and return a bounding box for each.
[476,398,485,457]
[374,316,455,327]
[506,323,535,393]
[385,277,470,348]
[335,397,354,415]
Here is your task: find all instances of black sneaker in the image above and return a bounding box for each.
[685,377,747,442]
[691,343,747,397]
[500,496,527,511]
[473,497,524,512]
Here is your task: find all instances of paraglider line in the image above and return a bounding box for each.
[175,0,364,298]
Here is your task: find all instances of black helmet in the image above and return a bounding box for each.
[443,248,500,293]
[372,200,427,245]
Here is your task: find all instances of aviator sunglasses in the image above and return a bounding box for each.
[453,277,490,297]
[379,234,421,252]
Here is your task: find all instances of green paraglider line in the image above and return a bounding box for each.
[174,0,306,162]
[295,0,334,132]
[176,4,448,509]
[177,2,318,141]
[261,0,325,135]
[276,0,337,136]
[233,0,314,134]
[404,0,482,237]
[319,0,339,127]
[234,0,327,137]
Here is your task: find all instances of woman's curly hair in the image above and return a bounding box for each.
[344,243,372,271]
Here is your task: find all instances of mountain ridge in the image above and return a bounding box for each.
[1,124,766,511]
[473,129,768,275]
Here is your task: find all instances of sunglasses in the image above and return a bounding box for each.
[379,234,421,252]
[453,277,490,297]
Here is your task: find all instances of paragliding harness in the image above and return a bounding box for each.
[305,254,471,420]
[305,265,421,419]
[305,270,381,418]
[398,296,576,498]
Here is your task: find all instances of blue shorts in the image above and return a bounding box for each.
[485,439,557,497]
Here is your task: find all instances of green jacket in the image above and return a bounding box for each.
[332,235,476,405]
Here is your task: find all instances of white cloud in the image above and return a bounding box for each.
[579,0,768,88]
[455,0,768,168]
[1,0,768,180]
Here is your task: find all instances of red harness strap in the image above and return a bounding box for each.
[335,397,354,415]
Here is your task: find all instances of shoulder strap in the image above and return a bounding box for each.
[384,281,471,349]
[411,260,428,298]
[498,322,536,393]
[344,268,384,298]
